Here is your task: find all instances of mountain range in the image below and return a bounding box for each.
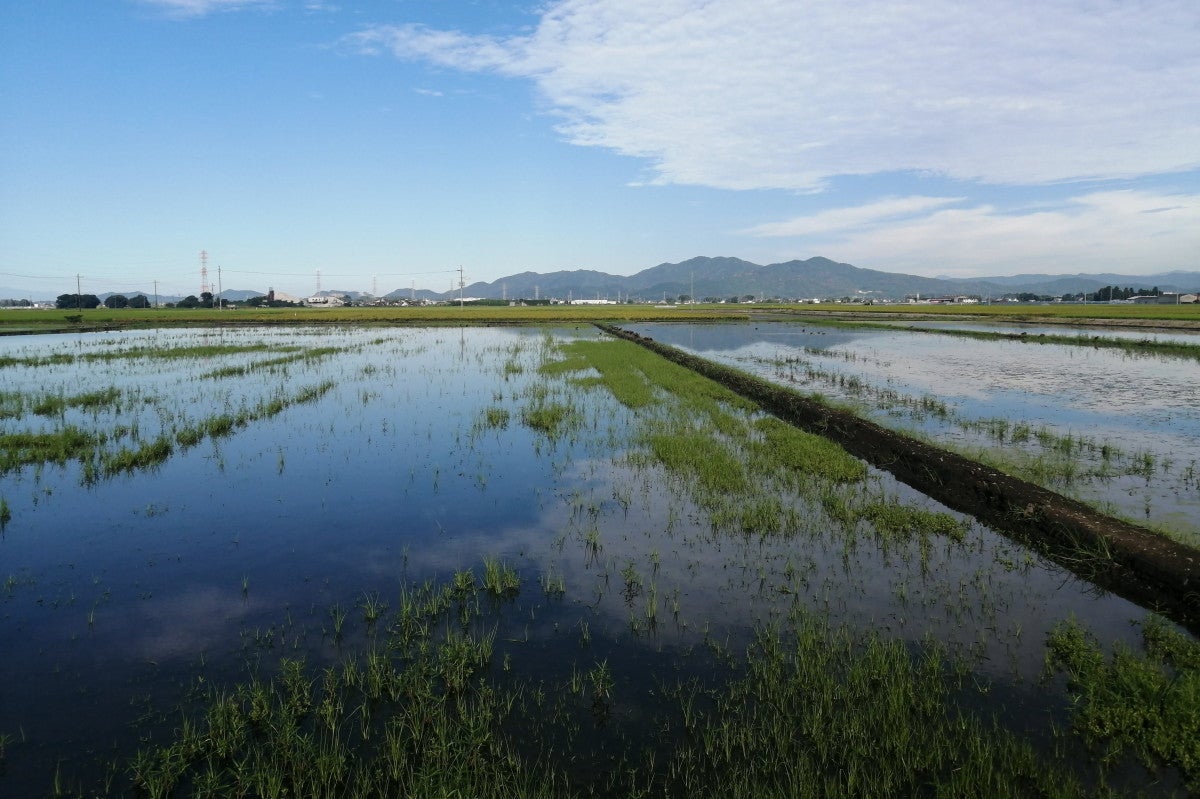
[398,256,1200,302]
[5,256,1198,304]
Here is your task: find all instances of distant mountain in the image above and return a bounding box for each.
[429,257,1200,302]
[6,262,1197,306]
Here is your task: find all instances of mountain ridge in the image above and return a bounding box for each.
[5,258,1198,303]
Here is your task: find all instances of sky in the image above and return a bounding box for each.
[1,0,1198,298]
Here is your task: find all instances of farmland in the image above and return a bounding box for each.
[0,319,1197,796]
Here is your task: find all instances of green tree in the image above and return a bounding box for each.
[104,294,128,309]
[128,294,150,309]
[177,295,200,309]
[55,293,101,309]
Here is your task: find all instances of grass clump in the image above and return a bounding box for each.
[101,436,174,476]
[478,406,511,430]
[482,557,520,599]
[657,616,1093,798]
[520,400,580,439]
[860,501,969,543]
[749,416,866,484]
[0,426,103,473]
[120,580,558,799]
[1045,616,1200,791]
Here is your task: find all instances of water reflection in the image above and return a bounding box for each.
[0,325,1175,794]
[629,321,1200,541]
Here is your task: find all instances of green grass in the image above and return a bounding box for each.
[655,616,1096,798]
[482,557,521,598]
[1045,616,1200,791]
[520,399,580,439]
[109,576,1139,798]
[541,337,886,539]
[0,426,104,473]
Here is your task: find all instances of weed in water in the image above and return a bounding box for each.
[482,557,520,598]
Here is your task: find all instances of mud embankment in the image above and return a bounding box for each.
[600,323,1200,632]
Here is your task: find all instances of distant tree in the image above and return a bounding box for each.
[104,294,128,309]
[177,295,200,309]
[200,291,214,309]
[128,294,150,309]
[56,293,101,309]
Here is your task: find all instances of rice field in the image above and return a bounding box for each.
[0,325,1195,796]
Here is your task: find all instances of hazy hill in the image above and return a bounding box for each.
[6,261,1197,305]
[431,257,1200,302]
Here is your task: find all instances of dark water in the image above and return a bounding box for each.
[0,325,1175,794]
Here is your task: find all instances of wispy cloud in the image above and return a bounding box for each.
[346,0,1200,191]
[743,196,963,237]
[760,191,1200,277]
[136,0,275,16]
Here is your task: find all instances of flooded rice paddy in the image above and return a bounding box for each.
[629,321,1200,544]
[0,325,1196,796]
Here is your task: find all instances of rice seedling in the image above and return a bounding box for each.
[482,557,520,599]
[0,496,10,530]
[540,568,566,598]
[477,406,511,431]
[519,399,580,439]
[1045,616,1200,792]
[358,592,388,625]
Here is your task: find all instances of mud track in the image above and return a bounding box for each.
[600,323,1200,633]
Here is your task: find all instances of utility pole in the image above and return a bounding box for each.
[316,269,321,294]
[76,274,82,309]
[217,266,223,311]
[154,280,159,309]
[458,265,465,307]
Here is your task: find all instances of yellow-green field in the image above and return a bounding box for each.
[766,301,1200,326]
[2,300,1198,334]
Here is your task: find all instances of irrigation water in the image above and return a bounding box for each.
[627,320,1200,545]
[0,325,1195,796]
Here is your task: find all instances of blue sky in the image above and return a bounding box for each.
[2,0,1197,298]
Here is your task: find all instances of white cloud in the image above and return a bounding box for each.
[766,190,1200,277]
[743,196,963,237]
[137,0,275,16]
[346,0,1200,191]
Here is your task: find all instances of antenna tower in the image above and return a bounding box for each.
[200,250,209,295]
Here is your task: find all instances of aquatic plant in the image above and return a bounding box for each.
[482,557,520,599]
[1045,616,1200,791]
